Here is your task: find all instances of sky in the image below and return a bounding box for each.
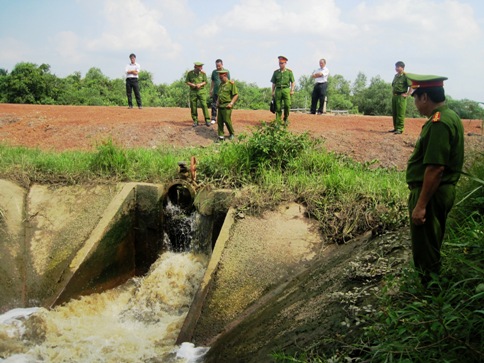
[1,0,484,102]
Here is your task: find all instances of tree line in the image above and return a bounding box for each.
[1,62,483,120]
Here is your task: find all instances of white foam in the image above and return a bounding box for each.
[0,308,39,325]
[0,353,40,363]
[176,342,210,362]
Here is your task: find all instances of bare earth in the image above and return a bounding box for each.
[0,104,482,170]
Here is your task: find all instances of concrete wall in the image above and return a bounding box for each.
[0,181,166,312]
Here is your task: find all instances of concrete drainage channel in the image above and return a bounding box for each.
[0,176,330,360]
[0,179,233,321]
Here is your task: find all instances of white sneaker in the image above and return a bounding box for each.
[210,119,216,124]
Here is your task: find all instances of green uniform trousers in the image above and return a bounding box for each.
[217,107,235,137]
[408,184,456,279]
[274,88,291,121]
[392,94,407,132]
[189,91,210,123]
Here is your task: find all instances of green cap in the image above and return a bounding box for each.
[194,62,204,66]
[406,73,448,89]
[217,69,229,74]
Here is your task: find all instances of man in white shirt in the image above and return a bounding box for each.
[310,58,329,115]
[125,53,142,109]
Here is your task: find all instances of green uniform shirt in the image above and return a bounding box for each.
[271,68,295,88]
[406,105,464,185]
[186,70,208,92]
[392,73,411,94]
[211,69,230,94]
[217,80,238,107]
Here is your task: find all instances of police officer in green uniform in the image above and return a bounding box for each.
[391,61,411,134]
[185,62,211,127]
[216,70,238,141]
[406,73,464,284]
[271,56,295,125]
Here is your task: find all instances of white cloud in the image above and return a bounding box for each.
[55,31,85,63]
[220,0,355,36]
[86,0,182,57]
[0,37,30,64]
[354,0,481,48]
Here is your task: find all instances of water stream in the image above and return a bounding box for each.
[0,201,210,362]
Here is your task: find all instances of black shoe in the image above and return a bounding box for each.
[138,106,142,109]
[388,129,396,133]
[193,122,199,127]
[228,134,235,140]
[216,136,224,143]
[128,106,133,109]
[394,130,403,134]
[205,121,211,127]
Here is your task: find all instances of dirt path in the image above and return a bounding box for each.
[0,104,482,170]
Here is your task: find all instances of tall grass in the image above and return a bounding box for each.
[273,150,484,362]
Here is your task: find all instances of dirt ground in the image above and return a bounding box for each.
[0,103,482,170]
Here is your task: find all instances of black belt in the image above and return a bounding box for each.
[315,82,327,85]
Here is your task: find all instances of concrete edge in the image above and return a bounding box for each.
[45,182,138,307]
[176,207,237,344]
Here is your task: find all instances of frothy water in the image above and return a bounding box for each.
[163,201,198,253]
[0,252,209,363]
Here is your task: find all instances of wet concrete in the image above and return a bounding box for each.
[0,181,169,311]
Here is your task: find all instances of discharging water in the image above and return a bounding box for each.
[0,252,209,362]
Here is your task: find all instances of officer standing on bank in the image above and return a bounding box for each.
[406,73,464,285]
[185,62,211,127]
[391,61,411,134]
[271,56,295,125]
[216,70,238,142]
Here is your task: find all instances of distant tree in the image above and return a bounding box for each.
[138,70,163,107]
[293,74,313,110]
[0,68,8,102]
[447,97,484,120]
[236,81,271,110]
[351,72,367,113]
[326,74,355,112]
[4,62,56,104]
[159,74,190,108]
[358,75,392,115]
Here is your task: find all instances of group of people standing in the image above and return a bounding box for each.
[125,54,331,136]
[126,52,465,288]
[185,59,238,142]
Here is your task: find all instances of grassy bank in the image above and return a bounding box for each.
[0,121,408,244]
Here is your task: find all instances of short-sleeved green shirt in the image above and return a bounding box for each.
[186,70,208,92]
[392,73,411,93]
[270,68,295,87]
[406,105,464,185]
[211,69,230,94]
[217,80,238,107]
